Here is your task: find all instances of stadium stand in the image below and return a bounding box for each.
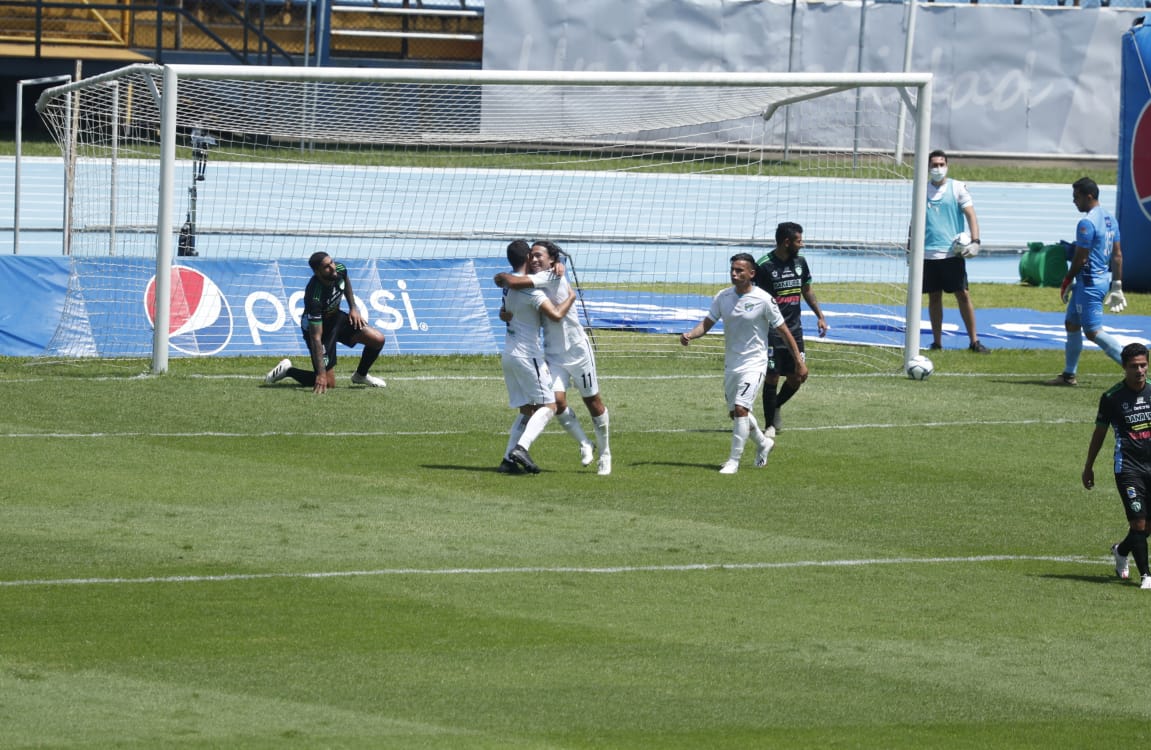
[327,0,483,62]
[0,0,484,65]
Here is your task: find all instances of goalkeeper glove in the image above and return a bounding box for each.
[960,239,981,258]
[1060,276,1073,305]
[1105,280,1127,313]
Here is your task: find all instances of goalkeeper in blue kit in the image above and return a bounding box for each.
[1048,177,1126,387]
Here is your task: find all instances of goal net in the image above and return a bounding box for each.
[35,65,931,373]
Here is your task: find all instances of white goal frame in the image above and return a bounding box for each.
[37,64,932,375]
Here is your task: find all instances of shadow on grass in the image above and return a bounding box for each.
[1038,572,1123,585]
[631,461,724,470]
[986,378,1081,388]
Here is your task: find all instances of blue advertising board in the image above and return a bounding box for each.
[0,256,507,358]
[1,256,1146,356]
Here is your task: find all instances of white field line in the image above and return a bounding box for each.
[0,418,1089,439]
[0,372,1057,384]
[0,555,1100,589]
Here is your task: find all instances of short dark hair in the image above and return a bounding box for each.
[308,251,330,271]
[1072,177,1099,200]
[929,149,947,163]
[506,239,530,268]
[1122,342,1149,365]
[730,252,757,271]
[775,221,803,246]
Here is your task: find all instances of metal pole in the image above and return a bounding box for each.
[15,74,73,254]
[783,0,799,161]
[64,60,83,256]
[904,77,933,366]
[152,66,178,375]
[110,81,119,256]
[853,0,869,170]
[895,0,919,164]
[304,0,313,67]
[14,82,21,255]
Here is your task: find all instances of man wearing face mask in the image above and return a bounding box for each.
[756,222,828,437]
[922,150,989,353]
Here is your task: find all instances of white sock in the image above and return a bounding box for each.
[557,407,590,446]
[504,414,527,459]
[730,416,749,461]
[518,407,555,450]
[747,414,767,448]
[592,409,610,456]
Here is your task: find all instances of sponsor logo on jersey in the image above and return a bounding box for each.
[144,265,234,356]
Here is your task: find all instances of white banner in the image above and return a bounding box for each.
[484,0,1138,157]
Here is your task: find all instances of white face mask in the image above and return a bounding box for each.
[929,165,948,182]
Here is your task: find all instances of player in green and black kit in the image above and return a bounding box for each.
[1083,342,1151,589]
[264,252,387,394]
[755,222,828,437]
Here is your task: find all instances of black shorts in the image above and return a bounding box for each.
[768,335,805,376]
[300,311,358,370]
[923,256,969,295]
[1116,473,1150,521]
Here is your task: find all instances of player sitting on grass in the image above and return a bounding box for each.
[264,252,387,394]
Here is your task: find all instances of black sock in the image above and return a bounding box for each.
[777,383,800,408]
[357,346,382,377]
[1131,530,1149,577]
[286,367,316,387]
[762,383,777,427]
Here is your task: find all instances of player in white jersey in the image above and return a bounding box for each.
[496,241,612,475]
[680,253,808,474]
[497,240,576,475]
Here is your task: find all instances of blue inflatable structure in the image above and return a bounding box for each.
[1118,16,1151,292]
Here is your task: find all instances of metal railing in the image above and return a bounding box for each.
[0,0,485,65]
[0,0,297,64]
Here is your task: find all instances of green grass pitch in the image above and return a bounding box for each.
[2,343,1150,749]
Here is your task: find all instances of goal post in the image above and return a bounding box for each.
[35,64,931,374]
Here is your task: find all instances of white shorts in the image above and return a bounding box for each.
[724,367,764,411]
[548,341,599,399]
[502,353,553,409]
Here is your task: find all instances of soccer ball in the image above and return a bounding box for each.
[906,355,934,381]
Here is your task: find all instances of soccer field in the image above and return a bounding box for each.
[2,349,1149,748]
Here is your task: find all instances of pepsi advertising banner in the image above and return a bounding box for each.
[1118,17,1151,293]
[0,257,507,358]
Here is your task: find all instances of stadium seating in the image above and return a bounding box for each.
[326,0,483,62]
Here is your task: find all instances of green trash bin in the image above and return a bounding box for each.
[1019,241,1070,287]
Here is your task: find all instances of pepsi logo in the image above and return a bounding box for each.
[144,265,234,356]
[1132,99,1151,222]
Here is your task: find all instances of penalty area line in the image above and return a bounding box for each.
[0,554,1099,588]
